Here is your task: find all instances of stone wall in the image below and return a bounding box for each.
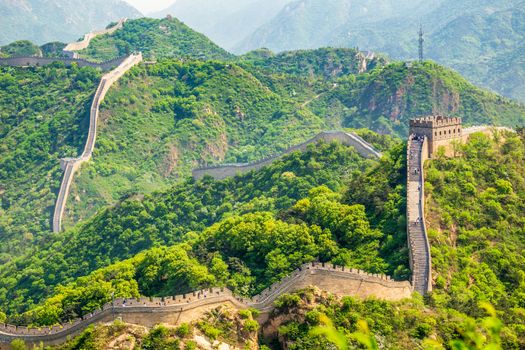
[0,56,128,70]
[52,53,143,232]
[0,263,411,348]
[409,116,462,157]
[406,135,432,295]
[63,18,127,54]
[192,131,382,180]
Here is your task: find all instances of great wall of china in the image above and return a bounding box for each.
[192,131,382,180]
[0,18,515,348]
[52,53,143,232]
[0,262,411,347]
[62,18,127,57]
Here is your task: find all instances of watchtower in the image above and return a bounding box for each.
[409,115,462,158]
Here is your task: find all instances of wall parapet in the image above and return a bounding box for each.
[52,53,143,233]
[0,262,410,344]
[0,56,128,70]
[192,131,382,180]
[63,18,127,55]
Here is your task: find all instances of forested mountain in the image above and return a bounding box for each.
[4,130,525,349]
[233,0,525,102]
[76,17,234,61]
[0,64,101,255]
[0,0,142,46]
[2,15,525,349]
[0,138,402,318]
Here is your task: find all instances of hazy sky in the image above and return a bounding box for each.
[124,0,175,14]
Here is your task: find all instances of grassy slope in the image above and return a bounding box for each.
[0,64,100,255]
[77,18,234,62]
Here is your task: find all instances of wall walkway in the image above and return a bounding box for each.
[406,136,432,295]
[0,262,410,347]
[192,131,382,180]
[52,53,143,232]
[63,18,127,57]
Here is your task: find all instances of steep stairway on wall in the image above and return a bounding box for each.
[407,137,432,295]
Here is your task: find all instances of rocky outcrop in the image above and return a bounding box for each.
[52,53,143,233]
[192,131,382,180]
[0,262,411,348]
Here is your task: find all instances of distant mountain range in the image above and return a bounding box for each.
[0,0,142,45]
[2,0,525,101]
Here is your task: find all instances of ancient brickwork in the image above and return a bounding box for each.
[0,262,411,348]
[409,116,462,157]
[52,53,143,232]
[192,131,382,180]
[406,136,432,295]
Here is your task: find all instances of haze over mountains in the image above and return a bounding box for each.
[0,0,142,45]
[152,0,525,101]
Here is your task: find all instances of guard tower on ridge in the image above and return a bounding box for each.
[409,115,462,158]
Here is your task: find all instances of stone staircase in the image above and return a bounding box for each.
[407,136,432,295]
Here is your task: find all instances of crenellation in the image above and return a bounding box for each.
[0,263,409,344]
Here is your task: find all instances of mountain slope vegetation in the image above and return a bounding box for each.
[0,139,405,318]
[76,17,234,62]
[310,61,525,135]
[0,64,100,256]
[234,0,525,102]
[0,0,142,46]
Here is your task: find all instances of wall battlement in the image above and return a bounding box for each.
[0,262,411,346]
[410,115,462,158]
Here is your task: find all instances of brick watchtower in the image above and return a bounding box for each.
[409,115,462,158]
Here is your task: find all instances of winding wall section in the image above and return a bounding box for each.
[192,131,382,180]
[0,56,128,70]
[0,262,411,347]
[52,53,143,233]
[63,18,127,57]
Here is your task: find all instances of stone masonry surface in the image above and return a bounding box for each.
[0,262,411,347]
[52,53,143,232]
[192,131,382,180]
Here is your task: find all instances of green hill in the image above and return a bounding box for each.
[63,58,330,227]
[76,17,234,62]
[308,61,525,135]
[0,64,100,256]
[0,40,42,57]
[0,138,405,318]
